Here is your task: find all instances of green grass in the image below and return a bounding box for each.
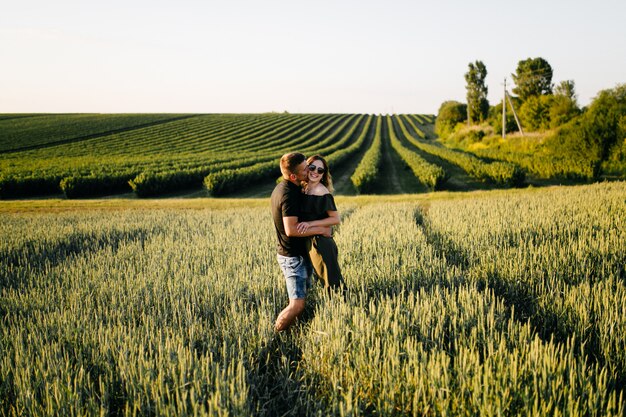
[1,182,625,416]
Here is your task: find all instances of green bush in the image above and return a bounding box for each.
[518,94,580,132]
[60,174,133,198]
[519,95,552,131]
[581,84,626,161]
[204,161,279,196]
[549,94,580,128]
[129,170,208,198]
[482,161,525,187]
[0,175,62,198]
[600,115,626,176]
[435,101,467,138]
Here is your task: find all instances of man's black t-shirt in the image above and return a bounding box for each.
[271,180,306,257]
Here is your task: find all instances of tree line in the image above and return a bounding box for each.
[435,58,626,179]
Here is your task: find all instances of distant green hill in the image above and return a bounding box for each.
[0,112,611,199]
[0,113,194,153]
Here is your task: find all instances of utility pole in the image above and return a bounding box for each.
[502,77,524,138]
[506,91,524,136]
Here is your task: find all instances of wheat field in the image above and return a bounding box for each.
[1,182,625,416]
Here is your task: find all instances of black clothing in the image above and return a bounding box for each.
[300,193,344,291]
[300,193,338,222]
[271,180,307,257]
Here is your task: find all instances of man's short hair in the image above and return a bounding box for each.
[280,152,306,178]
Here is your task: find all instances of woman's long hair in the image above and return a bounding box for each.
[305,155,334,193]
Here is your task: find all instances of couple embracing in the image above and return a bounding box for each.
[271,152,345,332]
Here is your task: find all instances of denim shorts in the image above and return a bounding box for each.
[277,254,312,299]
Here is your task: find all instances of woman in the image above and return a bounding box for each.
[297,155,345,294]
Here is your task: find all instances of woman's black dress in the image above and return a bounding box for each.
[300,193,344,292]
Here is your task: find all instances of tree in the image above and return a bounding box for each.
[554,80,577,102]
[546,83,626,176]
[580,83,626,161]
[519,95,552,131]
[603,115,626,174]
[435,101,467,137]
[550,80,580,128]
[465,61,489,124]
[512,57,553,100]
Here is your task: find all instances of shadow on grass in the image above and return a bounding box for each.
[413,204,626,391]
[0,227,160,291]
[246,287,326,416]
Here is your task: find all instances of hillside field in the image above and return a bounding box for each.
[1,182,625,416]
[1,113,625,415]
[1,113,538,200]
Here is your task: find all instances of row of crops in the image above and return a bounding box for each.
[0,113,195,152]
[0,113,362,197]
[1,112,529,199]
[1,182,624,415]
[394,116,525,186]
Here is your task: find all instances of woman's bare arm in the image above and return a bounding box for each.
[296,210,340,233]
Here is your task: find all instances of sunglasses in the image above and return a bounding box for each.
[308,164,326,174]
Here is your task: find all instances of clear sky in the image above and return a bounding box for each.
[2,0,625,114]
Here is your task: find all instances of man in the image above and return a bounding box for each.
[271,152,331,332]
